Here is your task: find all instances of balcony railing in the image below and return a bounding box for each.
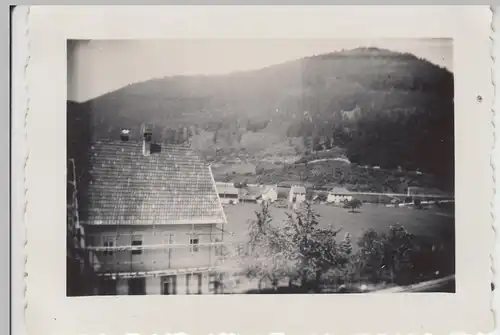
[85,241,244,275]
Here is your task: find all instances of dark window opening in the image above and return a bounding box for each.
[196,273,202,294]
[99,278,117,295]
[128,277,146,295]
[161,275,177,295]
[190,238,199,252]
[132,235,143,255]
[186,274,191,294]
[103,240,114,256]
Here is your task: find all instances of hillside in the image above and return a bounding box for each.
[67,47,454,193]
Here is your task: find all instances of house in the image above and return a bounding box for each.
[407,186,428,197]
[216,182,240,205]
[326,187,353,204]
[288,185,307,209]
[79,125,228,295]
[238,184,279,204]
[238,185,263,203]
[261,185,278,203]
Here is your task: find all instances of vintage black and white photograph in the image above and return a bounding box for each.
[66,38,455,296]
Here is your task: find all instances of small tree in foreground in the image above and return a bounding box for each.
[242,201,351,292]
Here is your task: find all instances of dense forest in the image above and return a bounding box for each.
[67,47,454,193]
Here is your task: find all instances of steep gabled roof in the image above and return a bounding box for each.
[328,187,351,195]
[80,140,226,225]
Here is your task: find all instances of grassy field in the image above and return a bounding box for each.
[222,203,455,250]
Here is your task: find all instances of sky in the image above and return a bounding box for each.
[67,38,453,103]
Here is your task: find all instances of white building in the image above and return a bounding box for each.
[288,185,307,209]
[326,187,353,204]
[261,185,278,203]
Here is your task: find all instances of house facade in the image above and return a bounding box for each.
[288,185,307,209]
[78,127,228,295]
[261,185,278,203]
[326,187,353,204]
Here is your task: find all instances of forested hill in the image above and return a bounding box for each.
[67,47,454,192]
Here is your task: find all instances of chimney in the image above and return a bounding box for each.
[120,129,131,141]
[142,123,153,156]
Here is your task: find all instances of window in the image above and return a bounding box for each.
[185,273,202,294]
[103,236,115,256]
[163,233,174,253]
[213,238,221,256]
[190,237,199,252]
[161,275,176,295]
[131,234,142,255]
[128,277,146,295]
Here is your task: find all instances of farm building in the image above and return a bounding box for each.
[261,185,278,203]
[238,185,265,203]
[288,185,307,209]
[216,182,240,205]
[326,187,353,204]
[74,126,228,295]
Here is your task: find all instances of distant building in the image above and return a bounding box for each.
[407,186,429,197]
[77,126,227,295]
[238,185,264,203]
[288,185,307,209]
[261,185,278,203]
[326,187,353,204]
[216,182,240,205]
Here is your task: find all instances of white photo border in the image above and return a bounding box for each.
[21,5,494,335]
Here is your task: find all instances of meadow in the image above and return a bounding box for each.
[223,202,455,251]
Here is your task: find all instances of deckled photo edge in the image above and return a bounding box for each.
[21,6,496,335]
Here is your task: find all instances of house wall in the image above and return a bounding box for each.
[85,224,223,274]
[106,273,211,295]
[262,189,278,202]
[219,195,239,205]
[327,194,353,203]
[289,192,306,204]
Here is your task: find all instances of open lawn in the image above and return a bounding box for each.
[223,203,455,250]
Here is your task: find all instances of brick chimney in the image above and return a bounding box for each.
[142,124,153,156]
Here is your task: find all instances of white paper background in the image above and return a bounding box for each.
[20,5,494,335]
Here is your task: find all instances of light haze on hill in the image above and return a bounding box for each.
[68,39,452,103]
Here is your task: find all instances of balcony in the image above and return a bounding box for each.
[87,243,229,275]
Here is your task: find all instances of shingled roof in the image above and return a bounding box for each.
[80,140,226,225]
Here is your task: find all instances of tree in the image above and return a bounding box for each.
[316,192,328,203]
[414,198,423,209]
[355,224,415,285]
[345,198,363,213]
[241,201,348,293]
[312,136,322,152]
[241,202,296,291]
